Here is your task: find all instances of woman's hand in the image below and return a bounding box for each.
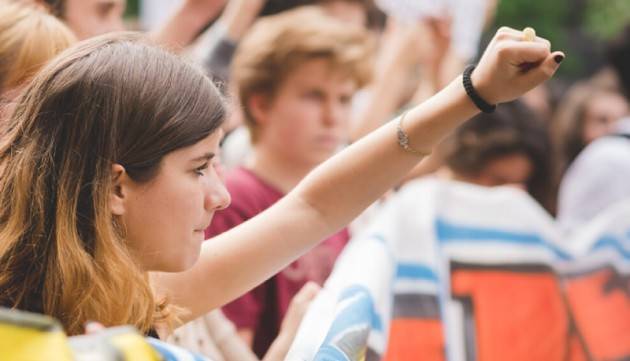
[471,26,565,105]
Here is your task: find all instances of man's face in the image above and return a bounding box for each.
[253,58,357,167]
[63,0,125,40]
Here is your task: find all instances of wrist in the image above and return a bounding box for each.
[465,65,497,113]
[449,75,481,116]
[469,66,498,106]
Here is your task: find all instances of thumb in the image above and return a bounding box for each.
[523,51,565,88]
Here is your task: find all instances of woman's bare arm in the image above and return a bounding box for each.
[154,28,564,324]
[152,0,227,51]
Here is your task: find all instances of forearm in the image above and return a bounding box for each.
[220,0,265,41]
[152,1,226,51]
[203,0,264,81]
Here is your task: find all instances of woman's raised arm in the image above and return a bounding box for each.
[153,27,564,324]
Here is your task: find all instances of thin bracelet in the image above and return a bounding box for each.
[463,65,496,113]
[396,111,431,157]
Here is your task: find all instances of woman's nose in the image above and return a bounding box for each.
[206,178,231,211]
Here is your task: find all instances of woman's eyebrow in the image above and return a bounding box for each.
[191,152,215,162]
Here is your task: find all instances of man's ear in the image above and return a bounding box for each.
[247,93,272,126]
[110,163,127,216]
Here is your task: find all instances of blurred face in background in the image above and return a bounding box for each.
[454,152,533,191]
[581,91,629,144]
[252,58,356,168]
[63,0,125,39]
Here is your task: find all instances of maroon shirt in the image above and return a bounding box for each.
[205,167,349,357]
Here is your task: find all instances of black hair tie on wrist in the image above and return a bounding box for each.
[463,65,496,113]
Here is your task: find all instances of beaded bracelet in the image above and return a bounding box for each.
[463,65,496,113]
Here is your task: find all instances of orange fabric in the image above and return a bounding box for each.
[384,267,630,360]
[565,268,630,360]
[384,319,445,361]
[451,269,570,361]
[567,333,589,361]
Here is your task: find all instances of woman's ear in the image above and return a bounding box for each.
[110,163,127,216]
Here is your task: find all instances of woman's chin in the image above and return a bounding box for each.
[160,245,202,273]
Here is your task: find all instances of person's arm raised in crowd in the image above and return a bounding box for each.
[153,27,565,326]
[411,16,459,105]
[152,0,227,51]
[202,0,267,82]
[219,0,267,42]
[349,19,426,142]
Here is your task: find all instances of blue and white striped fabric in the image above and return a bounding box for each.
[146,337,213,361]
[285,232,395,361]
[286,177,630,361]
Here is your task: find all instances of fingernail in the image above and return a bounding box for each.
[554,54,565,64]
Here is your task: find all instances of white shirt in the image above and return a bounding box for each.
[557,118,630,233]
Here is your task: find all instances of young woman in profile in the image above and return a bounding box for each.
[0,28,564,337]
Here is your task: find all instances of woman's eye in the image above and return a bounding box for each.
[194,163,209,176]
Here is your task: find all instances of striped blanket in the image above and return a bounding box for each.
[286,178,630,361]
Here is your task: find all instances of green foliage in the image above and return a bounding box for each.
[125,0,140,18]
[584,0,630,39]
[493,0,570,47]
[487,0,629,78]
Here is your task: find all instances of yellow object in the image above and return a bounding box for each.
[0,307,165,360]
[523,27,536,41]
[0,309,73,361]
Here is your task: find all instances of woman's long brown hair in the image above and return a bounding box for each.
[0,32,225,335]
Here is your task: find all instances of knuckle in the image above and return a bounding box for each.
[536,38,551,51]
[496,32,511,41]
[496,43,511,58]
